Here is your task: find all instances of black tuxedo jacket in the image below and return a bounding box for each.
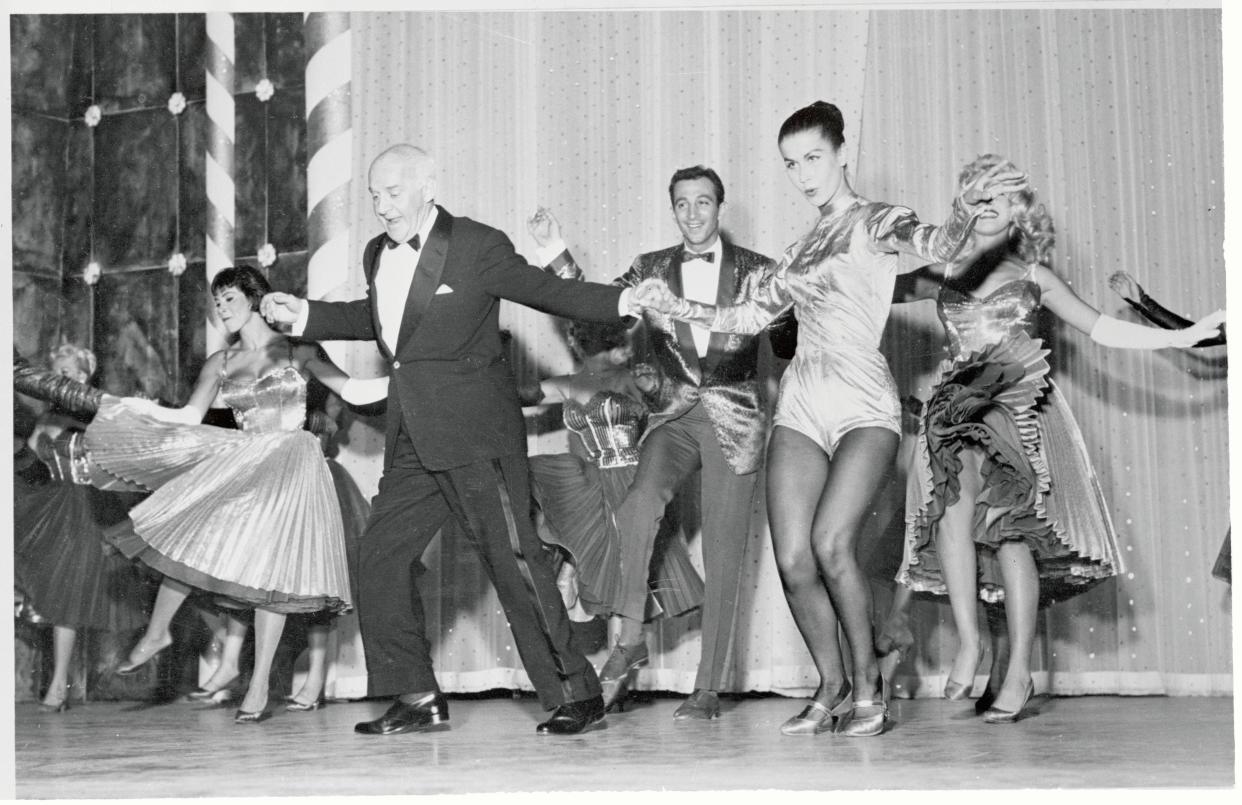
[303,205,624,471]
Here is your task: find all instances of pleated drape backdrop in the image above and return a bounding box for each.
[326,8,1228,697]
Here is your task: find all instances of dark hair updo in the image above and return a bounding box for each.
[778,101,846,151]
[210,265,272,311]
[565,319,633,362]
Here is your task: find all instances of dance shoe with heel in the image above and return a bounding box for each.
[875,625,914,683]
[536,695,606,735]
[184,686,236,705]
[838,677,891,738]
[284,694,326,712]
[673,689,720,721]
[943,646,985,700]
[599,641,649,712]
[234,707,273,725]
[39,683,70,714]
[779,680,852,736]
[116,634,173,676]
[981,679,1034,724]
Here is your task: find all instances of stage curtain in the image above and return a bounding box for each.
[858,8,1229,696]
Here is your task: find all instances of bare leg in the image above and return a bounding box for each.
[991,541,1039,713]
[766,426,846,704]
[936,447,986,694]
[238,608,286,716]
[121,578,191,669]
[43,625,77,707]
[197,613,247,693]
[197,609,227,684]
[290,620,330,705]
[877,584,915,682]
[810,427,900,704]
[976,602,1010,712]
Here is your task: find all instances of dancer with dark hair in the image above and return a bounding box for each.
[634,101,1026,736]
[895,156,1223,722]
[83,265,379,723]
[521,318,704,642]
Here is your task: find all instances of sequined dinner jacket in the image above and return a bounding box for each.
[550,236,774,475]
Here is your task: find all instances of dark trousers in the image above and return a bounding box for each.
[356,425,600,709]
[614,402,758,691]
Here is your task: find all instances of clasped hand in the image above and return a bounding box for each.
[1174,309,1227,347]
[259,292,305,325]
[630,278,684,316]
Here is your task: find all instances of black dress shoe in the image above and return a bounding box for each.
[536,695,605,735]
[354,693,450,736]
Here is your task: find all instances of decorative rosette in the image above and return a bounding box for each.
[84,105,102,127]
[257,243,277,268]
[83,261,101,285]
[167,92,187,116]
[255,79,275,102]
[167,253,187,277]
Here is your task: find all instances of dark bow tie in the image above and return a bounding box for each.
[386,233,422,251]
[682,250,715,264]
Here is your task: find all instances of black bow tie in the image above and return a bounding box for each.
[682,250,715,264]
[386,234,422,251]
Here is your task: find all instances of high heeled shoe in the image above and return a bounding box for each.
[943,646,985,700]
[116,634,172,676]
[39,682,70,713]
[981,680,1034,724]
[184,686,236,705]
[599,641,649,712]
[234,705,273,724]
[284,694,325,712]
[838,676,891,738]
[779,680,852,736]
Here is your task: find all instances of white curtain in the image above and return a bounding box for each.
[329,8,1229,697]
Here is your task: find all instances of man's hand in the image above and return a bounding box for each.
[526,207,562,249]
[260,292,305,325]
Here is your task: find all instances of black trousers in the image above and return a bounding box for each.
[356,425,600,709]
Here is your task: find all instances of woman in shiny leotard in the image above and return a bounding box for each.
[637,101,1028,737]
[897,155,1223,722]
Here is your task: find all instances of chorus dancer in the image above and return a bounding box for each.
[83,265,386,723]
[518,318,705,647]
[633,101,1026,736]
[896,155,1224,722]
[12,346,150,712]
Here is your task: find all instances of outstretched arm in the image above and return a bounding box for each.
[1108,271,1224,346]
[293,343,390,405]
[14,351,108,416]
[1039,265,1225,349]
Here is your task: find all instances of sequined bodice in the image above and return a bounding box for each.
[938,279,1042,359]
[562,391,646,470]
[220,365,307,434]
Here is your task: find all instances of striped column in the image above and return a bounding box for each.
[205,12,236,353]
[304,12,352,301]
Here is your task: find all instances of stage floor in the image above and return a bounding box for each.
[13,693,1236,798]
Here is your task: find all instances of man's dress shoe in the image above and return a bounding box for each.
[355,693,450,735]
[535,695,606,735]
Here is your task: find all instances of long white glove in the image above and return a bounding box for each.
[1089,310,1226,349]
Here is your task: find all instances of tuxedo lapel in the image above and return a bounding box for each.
[364,241,393,362]
[395,207,453,355]
[663,251,703,381]
[702,239,738,377]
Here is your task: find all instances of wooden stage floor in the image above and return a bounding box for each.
[12,693,1236,798]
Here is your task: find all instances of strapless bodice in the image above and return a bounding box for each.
[220,365,307,434]
[938,279,1041,359]
[562,391,646,469]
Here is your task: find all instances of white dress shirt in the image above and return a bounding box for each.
[680,239,723,357]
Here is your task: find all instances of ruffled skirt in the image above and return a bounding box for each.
[900,333,1123,607]
[14,481,151,631]
[85,400,352,614]
[529,453,704,619]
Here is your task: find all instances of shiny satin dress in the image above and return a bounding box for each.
[14,428,149,631]
[86,365,351,614]
[693,190,975,455]
[900,274,1123,605]
[529,391,704,619]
